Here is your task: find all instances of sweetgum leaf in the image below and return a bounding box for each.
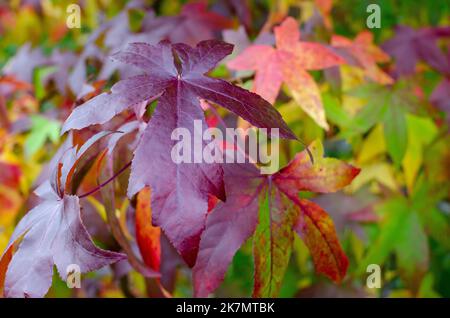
[332,31,393,85]
[193,140,360,297]
[136,187,161,272]
[2,43,47,83]
[384,104,407,167]
[0,133,126,298]
[383,25,450,76]
[228,17,345,130]
[193,163,261,297]
[142,2,233,46]
[293,199,349,284]
[252,182,298,297]
[62,39,295,266]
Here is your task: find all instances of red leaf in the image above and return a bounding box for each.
[294,199,349,283]
[228,17,345,129]
[193,164,261,297]
[193,140,359,297]
[332,31,394,84]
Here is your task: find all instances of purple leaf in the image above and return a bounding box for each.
[1,134,126,298]
[142,2,233,46]
[128,84,225,267]
[193,163,260,297]
[383,25,450,76]
[430,77,450,125]
[2,43,48,83]
[62,39,295,266]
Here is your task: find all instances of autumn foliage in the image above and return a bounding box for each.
[0,0,449,298]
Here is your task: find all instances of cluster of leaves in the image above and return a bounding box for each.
[0,0,449,298]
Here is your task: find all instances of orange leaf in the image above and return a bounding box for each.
[136,187,161,271]
[0,244,13,296]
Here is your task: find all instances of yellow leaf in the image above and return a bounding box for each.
[341,65,366,115]
[357,124,386,164]
[402,114,438,193]
[348,162,397,192]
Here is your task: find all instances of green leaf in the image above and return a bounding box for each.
[395,209,428,292]
[323,93,352,128]
[252,186,297,297]
[343,97,389,138]
[25,115,61,158]
[358,197,408,273]
[384,105,407,167]
[33,65,57,100]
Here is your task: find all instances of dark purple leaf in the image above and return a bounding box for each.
[142,2,233,46]
[193,163,261,297]
[383,25,450,76]
[61,39,295,266]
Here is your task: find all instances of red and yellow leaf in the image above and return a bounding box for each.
[294,199,349,283]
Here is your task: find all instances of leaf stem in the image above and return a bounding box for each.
[99,161,160,281]
[78,160,132,198]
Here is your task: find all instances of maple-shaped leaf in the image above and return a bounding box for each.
[222,26,274,63]
[0,132,126,298]
[142,2,233,47]
[228,17,344,130]
[331,31,394,85]
[47,49,78,95]
[2,43,48,83]
[222,26,274,79]
[66,24,109,95]
[62,40,295,266]
[382,25,450,76]
[344,81,419,166]
[98,5,160,81]
[193,140,360,297]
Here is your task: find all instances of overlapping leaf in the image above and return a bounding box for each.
[331,31,394,85]
[0,132,126,298]
[62,39,295,267]
[382,25,450,76]
[228,17,345,130]
[136,187,161,272]
[142,2,233,46]
[193,140,360,297]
